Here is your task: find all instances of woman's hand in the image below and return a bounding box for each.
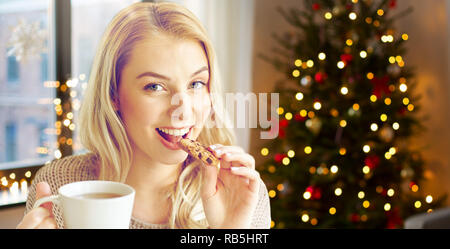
[16,182,57,229]
[201,144,260,229]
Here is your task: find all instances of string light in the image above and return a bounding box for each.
[303,191,311,200]
[330,165,338,174]
[300,109,307,117]
[301,214,310,222]
[339,147,346,155]
[282,157,290,165]
[295,92,304,101]
[380,114,387,122]
[399,83,407,92]
[387,188,395,197]
[313,101,322,110]
[370,95,377,102]
[389,56,396,64]
[363,145,370,153]
[334,188,342,196]
[384,98,391,105]
[363,200,370,208]
[370,123,378,131]
[318,52,326,60]
[304,146,312,154]
[285,112,293,120]
[340,86,349,95]
[324,12,333,20]
[411,184,419,192]
[360,50,367,58]
[346,39,353,46]
[358,191,365,199]
[384,203,391,211]
[260,148,269,156]
[392,122,400,130]
[362,166,370,174]
[277,107,284,115]
[295,59,302,67]
[337,61,345,69]
[349,12,357,20]
[426,195,433,203]
[340,120,347,127]
[329,207,336,215]
[268,190,276,198]
[306,60,314,68]
[402,33,409,41]
[287,150,295,158]
[414,201,422,208]
[292,69,300,78]
[377,9,384,16]
[403,97,410,105]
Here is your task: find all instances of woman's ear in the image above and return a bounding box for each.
[111,96,120,112]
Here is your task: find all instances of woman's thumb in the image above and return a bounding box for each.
[35,182,53,215]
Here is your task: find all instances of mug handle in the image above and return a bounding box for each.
[33,195,60,210]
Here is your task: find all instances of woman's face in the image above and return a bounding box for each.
[117,35,212,165]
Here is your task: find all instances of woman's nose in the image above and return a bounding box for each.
[170,92,194,125]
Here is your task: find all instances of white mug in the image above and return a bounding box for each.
[33,180,135,229]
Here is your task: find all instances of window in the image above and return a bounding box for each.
[70,0,140,154]
[7,54,19,84]
[0,0,141,207]
[5,122,17,162]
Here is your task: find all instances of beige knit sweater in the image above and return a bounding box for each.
[25,153,271,229]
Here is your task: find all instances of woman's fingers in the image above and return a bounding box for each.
[36,216,57,229]
[35,182,53,215]
[209,144,244,158]
[16,207,52,229]
[209,144,255,170]
[230,166,260,193]
[200,160,220,200]
[222,152,255,170]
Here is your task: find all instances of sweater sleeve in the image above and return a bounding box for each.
[250,178,272,229]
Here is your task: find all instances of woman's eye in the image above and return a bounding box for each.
[144,83,164,92]
[190,81,206,89]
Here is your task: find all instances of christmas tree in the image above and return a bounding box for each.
[259,0,446,228]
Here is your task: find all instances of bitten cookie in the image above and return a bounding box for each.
[178,138,220,170]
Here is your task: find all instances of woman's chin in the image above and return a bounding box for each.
[156,149,189,165]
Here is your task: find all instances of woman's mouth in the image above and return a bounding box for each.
[155,126,192,150]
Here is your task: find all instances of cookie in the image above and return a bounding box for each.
[178,138,220,170]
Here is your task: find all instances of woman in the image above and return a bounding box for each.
[17,2,270,229]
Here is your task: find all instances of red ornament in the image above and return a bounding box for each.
[314,72,328,84]
[389,0,397,9]
[340,53,353,65]
[274,153,286,163]
[305,186,322,200]
[312,3,321,11]
[279,118,289,128]
[279,128,286,139]
[371,75,391,98]
[398,107,407,116]
[365,155,380,169]
[386,207,403,229]
[294,113,306,122]
[350,213,360,223]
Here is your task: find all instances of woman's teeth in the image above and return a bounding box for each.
[157,127,190,137]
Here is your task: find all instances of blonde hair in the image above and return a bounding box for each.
[78,2,236,228]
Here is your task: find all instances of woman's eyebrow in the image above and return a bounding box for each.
[135,66,208,80]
